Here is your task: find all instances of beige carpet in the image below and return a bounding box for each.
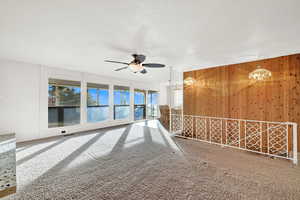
[4,120,300,200]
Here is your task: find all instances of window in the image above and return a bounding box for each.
[48,79,81,128]
[87,83,109,122]
[114,85,130,120]
[147,90,159,118]
[134,89,146,120]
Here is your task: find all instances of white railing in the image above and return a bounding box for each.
[170,114,298,165]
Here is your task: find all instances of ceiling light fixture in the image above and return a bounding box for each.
[184,77,196,86]
[129,63,143,73]
[249,66,272,81]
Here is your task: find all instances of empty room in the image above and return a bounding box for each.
[0,1,300,200]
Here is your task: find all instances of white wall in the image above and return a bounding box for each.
[159,67,183,107]
[0,60,40,141]
[0,59,160,142]
[159,82,170,106]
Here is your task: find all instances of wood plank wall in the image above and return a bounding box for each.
[183,54,300,150]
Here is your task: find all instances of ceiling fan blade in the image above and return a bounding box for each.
[132,54,146,63]
[114,66,128,71]
[104,60,129,65]
[142,63,165,68]
[140,69,147,74]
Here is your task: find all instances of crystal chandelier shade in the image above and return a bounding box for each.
[249,66,272,81]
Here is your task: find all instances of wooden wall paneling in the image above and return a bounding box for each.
[192,70,198,116]
[287,55,300,151]
[183,54,300,151]
[183,71,192,115]
[196,69,203,116]
[269,57,285,122]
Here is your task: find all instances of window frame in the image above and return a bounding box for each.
[147,90,159,119]
[47,76,159,130]
[48,78,81,128]
[134,89,146,120]
[113,85,130,120]
[87,83,110,123]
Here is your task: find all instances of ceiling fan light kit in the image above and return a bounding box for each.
[129,63,144,73]
[104,54,165,74]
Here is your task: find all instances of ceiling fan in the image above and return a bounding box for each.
[104,54,165,74]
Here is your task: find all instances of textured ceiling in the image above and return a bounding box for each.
[0,0,299,83]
